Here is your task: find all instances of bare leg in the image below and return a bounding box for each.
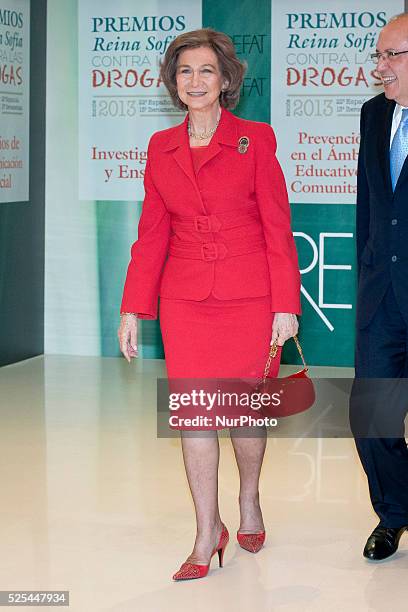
[180,431,224,563]
[230,427,267,532]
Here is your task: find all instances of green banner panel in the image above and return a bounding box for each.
[204,0,270,122]
[285,204,356,367]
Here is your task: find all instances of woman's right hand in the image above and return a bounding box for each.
[117,314,138,363]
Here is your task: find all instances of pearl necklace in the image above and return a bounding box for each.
[188,111,221,140]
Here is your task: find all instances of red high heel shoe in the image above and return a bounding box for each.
[236,530,266,553]
[172,524,229,581]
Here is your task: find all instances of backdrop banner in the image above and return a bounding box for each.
[46,0,405,364]
[270,1,404,366]
[271,1,404,204]
[0,0,30,203]
[78,0,201,201]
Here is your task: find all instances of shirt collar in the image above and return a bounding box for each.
[394,103,408,121]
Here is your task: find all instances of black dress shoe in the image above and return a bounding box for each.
[363,525,408,561]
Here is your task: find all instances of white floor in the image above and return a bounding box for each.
[0,355,407,612]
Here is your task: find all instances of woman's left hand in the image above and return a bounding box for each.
[271,313,299,346]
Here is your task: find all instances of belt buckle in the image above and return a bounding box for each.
[201,243,218,261]
[194,215,211,233]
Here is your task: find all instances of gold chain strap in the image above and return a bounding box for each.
[262,335,307,381]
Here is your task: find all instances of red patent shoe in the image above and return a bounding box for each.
[236,530,266,553]
[172,524,229,581]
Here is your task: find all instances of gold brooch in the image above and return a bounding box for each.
[238,136,249,154]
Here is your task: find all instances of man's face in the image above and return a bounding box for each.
[377,20,408,106]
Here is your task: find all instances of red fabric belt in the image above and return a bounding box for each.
[169,235,266,261]
[170,205,260,233]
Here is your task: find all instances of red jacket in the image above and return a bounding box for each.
[120,108,301,319]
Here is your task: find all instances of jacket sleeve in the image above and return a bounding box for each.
[255,124,301,314]
[120,136,171,319]
[356,103,369,281]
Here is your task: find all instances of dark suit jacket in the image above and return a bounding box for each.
[120,108,301,319]
[356,93,408,329]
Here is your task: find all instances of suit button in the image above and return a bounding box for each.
[391,219,398,225]
[392,255,397,262]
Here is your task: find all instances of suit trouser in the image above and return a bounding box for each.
[351,284,408,527]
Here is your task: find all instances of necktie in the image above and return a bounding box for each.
[390,108,408,191]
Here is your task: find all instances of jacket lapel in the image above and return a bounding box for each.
[377,98,395,198]
[193,108,238,175]
[164,114,198,191]
[162,108,239,208]
[163,108,238,169]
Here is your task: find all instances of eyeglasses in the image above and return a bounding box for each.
[370,49,408,63]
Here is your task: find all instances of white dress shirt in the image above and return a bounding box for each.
[390,103,408,147]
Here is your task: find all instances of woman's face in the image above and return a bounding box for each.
[176,46,226,112]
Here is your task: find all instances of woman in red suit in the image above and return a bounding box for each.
[118,29,301,581]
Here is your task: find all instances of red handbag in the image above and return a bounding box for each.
[254,336,315,418]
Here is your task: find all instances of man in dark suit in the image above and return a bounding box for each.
[352,13,408,561]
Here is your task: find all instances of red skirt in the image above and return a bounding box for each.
[159,293,281,430]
